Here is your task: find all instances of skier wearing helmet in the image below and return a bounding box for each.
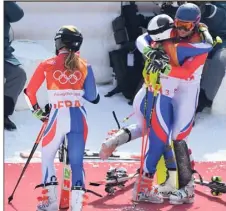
[99,3,213,205]
[135,3,213,205]
[174,2,202,37]
[25,25,99,211]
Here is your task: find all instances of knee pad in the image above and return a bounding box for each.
[173,140,193,189]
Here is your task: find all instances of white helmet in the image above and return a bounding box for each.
[147,14,174,41]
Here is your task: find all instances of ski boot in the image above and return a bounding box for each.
[71,186,89,211]
[36,176,58,211]
[156,170,177,198]
[169,178,195,205]
[99,128,131,160]
[99,124,141,160]
[106,167,128,179]
[105,167,128,195]
[132,173,164,203]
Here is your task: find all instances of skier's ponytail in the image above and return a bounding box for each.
[64,51,80,72]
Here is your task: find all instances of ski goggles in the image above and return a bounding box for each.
[174,19,195,31]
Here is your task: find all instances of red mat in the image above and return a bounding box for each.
[4,161,226,211]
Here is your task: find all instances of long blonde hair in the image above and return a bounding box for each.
[64,50,80,72]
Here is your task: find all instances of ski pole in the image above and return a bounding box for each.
[112,111,135,129]
[112,111,120,129]
[135,55,162,202]
[122,112,135,123]
[8,121,48,204]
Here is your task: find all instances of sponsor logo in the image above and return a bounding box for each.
[53,92,82,97]
[64,168,71,179]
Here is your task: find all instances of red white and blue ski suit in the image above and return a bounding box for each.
[134,29,213,174]
[25,51,99,187]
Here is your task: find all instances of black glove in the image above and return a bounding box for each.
[44,104,51,115]
[146,59,171,75]
[32,103,50,122]
[144,47,170,62]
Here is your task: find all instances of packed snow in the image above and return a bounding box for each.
[4,40,226,163]
[5,84,226,163]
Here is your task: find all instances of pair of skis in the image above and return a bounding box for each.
[19,149,141,161]
[56,142,226,207]
[59,138,71,210]
[89,167,138,195]
[61,165,226,207]
[89,167,226,197]
[58,139,103,210]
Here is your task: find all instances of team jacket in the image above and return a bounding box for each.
[136,28,213,81]
[25,52,99,110]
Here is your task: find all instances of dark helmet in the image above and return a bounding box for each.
[54,25,83,52]
[175,3,201,24]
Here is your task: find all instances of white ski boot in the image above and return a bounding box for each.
[169,178,195,205]
[36,176,58,211]
[132,173,164,203]
[71,186,88,211]
[156,170,177,198]
[99,124,141,160]
[99,128,131,160]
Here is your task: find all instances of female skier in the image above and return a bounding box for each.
[100,3,213,205]
[24,25,100,211]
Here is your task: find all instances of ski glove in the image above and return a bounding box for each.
[32,104,50,122]
[146,59,171,75]
[143,46,170,62]
[198,23,213,45]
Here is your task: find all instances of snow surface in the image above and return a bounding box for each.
[4,25,226,163]
[5,84,226,163]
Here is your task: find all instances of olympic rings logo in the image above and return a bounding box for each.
[53,70,82,84]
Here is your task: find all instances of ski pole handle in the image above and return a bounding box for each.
[112,111,120,129]
[213,36,222,47]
